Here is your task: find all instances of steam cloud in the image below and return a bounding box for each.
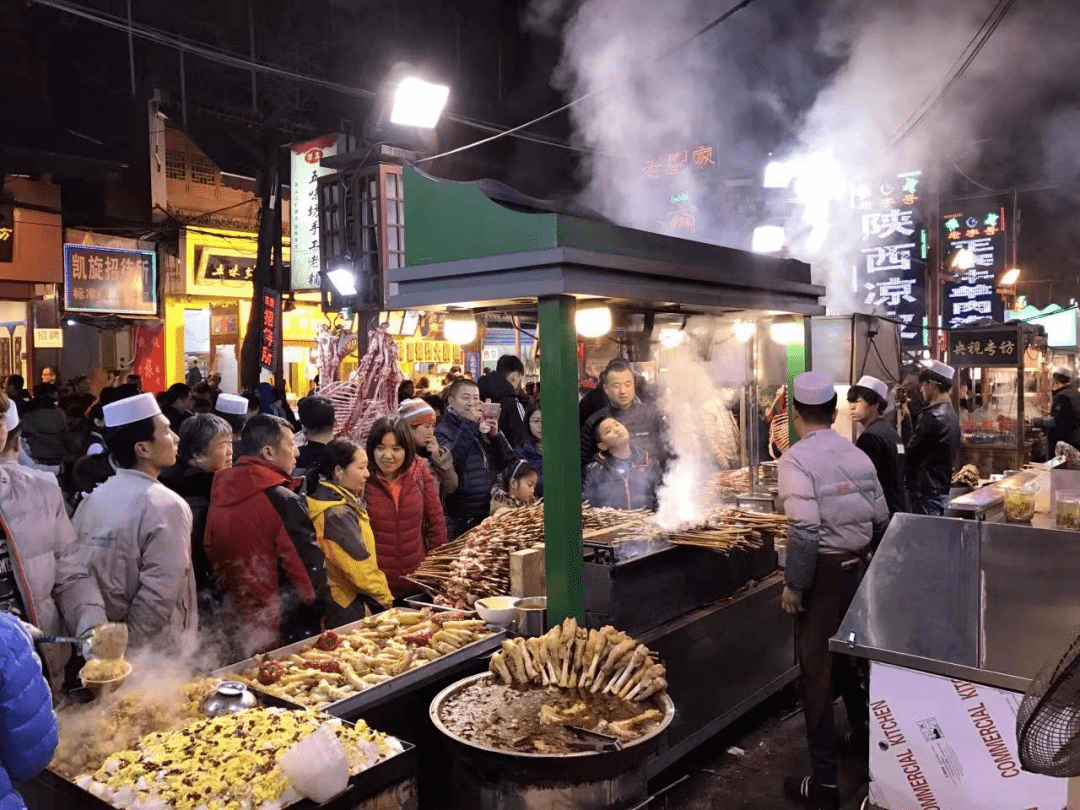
[528,0,1080,313]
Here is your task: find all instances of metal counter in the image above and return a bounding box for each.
[829,512,1080,691]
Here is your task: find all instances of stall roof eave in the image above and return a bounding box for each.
[386,247,826,317]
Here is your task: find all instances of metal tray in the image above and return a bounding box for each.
[37,711,417,810]
[214,615,506,719]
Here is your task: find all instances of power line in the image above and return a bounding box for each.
[888,0,1018,151]
[415,0,761,164]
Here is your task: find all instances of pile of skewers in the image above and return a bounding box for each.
[712,467,751,495]
[668,508,787,552]
[582,505,651,531]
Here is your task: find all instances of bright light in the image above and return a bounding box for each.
[65,319,76,326]
[763,161,794,189]
[443,312,477,345]
[732,319,755,343]
[770,316,802,346]
[1000,267,1021,286]
[951,247,976,271]
[390,77,450,129]
[575,304,612,339]
[327,267,357,296]
[657,327,685,348]
[752,226,786,254]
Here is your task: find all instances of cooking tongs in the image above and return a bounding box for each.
[563,724,623,752]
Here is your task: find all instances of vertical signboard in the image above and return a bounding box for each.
[941,203,1007,330]
[132,323,167,394]
[854,171,927,346]
[259,289,282,372]
[290,135,341,292]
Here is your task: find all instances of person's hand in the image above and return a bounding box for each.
[781,586,804,615]
[18,619,43,640]
[478,419,493,435]
[424,435,442,457]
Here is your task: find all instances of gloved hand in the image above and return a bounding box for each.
[17,619,43,641]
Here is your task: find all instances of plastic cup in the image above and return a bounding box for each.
[278,722,349,804]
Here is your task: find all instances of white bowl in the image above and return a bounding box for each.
[474,596,519,626]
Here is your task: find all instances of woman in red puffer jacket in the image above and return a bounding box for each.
[363,417,447,597]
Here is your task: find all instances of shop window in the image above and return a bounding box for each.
[165,149,186,180]
[190,156,217,186]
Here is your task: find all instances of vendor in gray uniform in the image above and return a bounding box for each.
[778,371,888,810]
[847,375,907,522]
[904,360,960,517]
[1033,366,1080,455]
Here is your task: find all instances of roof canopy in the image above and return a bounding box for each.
[387,166,824,317]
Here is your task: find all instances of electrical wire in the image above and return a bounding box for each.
[889,0,1017,151]
[948,158,1004,193]
[415,0,761,164]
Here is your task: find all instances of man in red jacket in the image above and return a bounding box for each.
[205,414,328,659]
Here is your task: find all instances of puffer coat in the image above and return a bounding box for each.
[435,409,516,534]
[363,459,446,597]
[0,612,58,810]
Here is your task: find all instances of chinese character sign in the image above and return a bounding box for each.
[290,135,341,292]
[200,252,256,284]
[941,205,1006,330]
[64,245,157,315]
[132,323,167,394]
[948,328,1019,367]
[854,170,927,346]
[259,289,282,371]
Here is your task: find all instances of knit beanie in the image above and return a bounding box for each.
[399,397,436,426]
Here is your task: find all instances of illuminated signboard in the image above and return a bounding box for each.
[640,142,719,238]
[941,203,1006,330]
[64,244,158,316]
[259,289,282,371]
[290,135,340,292]
[853,170,927,346]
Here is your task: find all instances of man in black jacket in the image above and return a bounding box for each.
[1034,366,1080,455]
[848,375,907,522]
[435,378,517,537]
[580,360,667,470]
[477,355,528,448]
[905,361,960,516]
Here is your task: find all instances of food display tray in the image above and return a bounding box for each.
[34,719,417,810]
[214,616,506,719]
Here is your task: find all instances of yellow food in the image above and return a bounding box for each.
[1003,491,1035,523]
[80,658,130,683]
[76,707,401,810]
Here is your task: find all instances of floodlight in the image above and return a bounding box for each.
[752,225,786,254]
[763,161,794,189]
[1000,267,1021,286]
[444,312,477,345]
[327,267,358,296]
[575,304,613,339]
[390,77,450,129]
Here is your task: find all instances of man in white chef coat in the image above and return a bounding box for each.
[778,372,889,810]
[73,393,197,654]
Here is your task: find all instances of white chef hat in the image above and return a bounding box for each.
[792,371,836,406]
[1053,366,1075,382]
[852,375,889,403]
[920,359,956,385]
[3,400,17,432]
[103,392,161,428]
[215,393,249,416]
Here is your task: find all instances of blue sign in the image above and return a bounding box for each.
[465,353,480,379]
[941,203,1007,330]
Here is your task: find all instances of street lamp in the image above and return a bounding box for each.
[327,266,359,297]
[999,267,1021,287]
[390,77,450,129]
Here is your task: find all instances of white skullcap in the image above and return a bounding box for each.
[922,359,956,383]
[792,371,836,406]
[1054,366,1075,381]
[103,392,161,427]
[853,375,889,402]
[216,393,249,416]
[3,402,17,432]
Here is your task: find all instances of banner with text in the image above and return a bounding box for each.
[290,135,341,292]
[867,662,1066,810]
[853,170,928,346]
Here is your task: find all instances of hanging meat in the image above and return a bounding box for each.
[317,323,402,439]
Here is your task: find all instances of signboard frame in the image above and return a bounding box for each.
[63,244,158,316]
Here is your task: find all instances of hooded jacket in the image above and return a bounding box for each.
[580,399,667,471]
[905,401,960,498]
[363,459,447,596]
[18,407,78,466]
[72,468,196,654]
[205,457,328,658]
[0,614,57,810]
[582,446,661,511]
[0,459,107,683]
[306,481,393,626]
[435,408,517,533]
[477,372,527,448]
[515,438,543,497]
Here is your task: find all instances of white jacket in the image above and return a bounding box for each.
[0,459,107,680]
[778,428,888,591]
[72,469,197,653]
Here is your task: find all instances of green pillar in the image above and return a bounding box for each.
[786,318,807,447]
[538,295,584,627]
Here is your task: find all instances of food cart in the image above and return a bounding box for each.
[384,165,825,777]
[830,471,1080,809]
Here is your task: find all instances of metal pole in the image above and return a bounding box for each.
[538,295,584,627]
[125,0,136,96]
[747,325,759,491]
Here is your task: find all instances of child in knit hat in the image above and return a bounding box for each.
[398,398,458,497]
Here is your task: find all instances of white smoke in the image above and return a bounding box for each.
[528,0,1080,313]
